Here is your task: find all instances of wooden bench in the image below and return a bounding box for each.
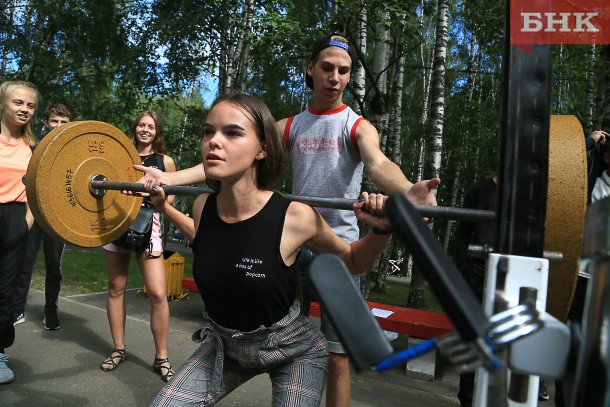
[309,300,453,338]
[313,300,455,381]
[183,278,453,338]
[182,277,198,293]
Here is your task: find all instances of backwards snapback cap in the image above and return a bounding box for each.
[305,33,358,90]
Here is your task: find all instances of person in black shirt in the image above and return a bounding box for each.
[145,94,392,406]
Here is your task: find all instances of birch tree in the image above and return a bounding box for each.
[350,2,367,114]
[408,0,449,309]
[403,1,435,279]
[584,45,596,135]
[443,32,480,249]
[369,14,391,146]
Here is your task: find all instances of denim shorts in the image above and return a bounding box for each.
[298,248,360,354]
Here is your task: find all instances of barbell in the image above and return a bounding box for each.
[24,117,587,320]
[88,178,496,222]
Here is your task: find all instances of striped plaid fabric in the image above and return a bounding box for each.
[151,302,328,406]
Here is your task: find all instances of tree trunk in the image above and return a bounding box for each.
[0,0,17,76]
[218,28,228,94]
[584,45,596,135]
[408,0,449,310]
[443,167,460,249]
[389,25,406,165]
[368,13,390,146]
[361,12,390,194]
[351,3,367,114]
[361,12,392,295]
[237,0,254,93]
[405,2,435,281]
[557,44,564,113]
[445,34,478,249]
[370,246,390,294]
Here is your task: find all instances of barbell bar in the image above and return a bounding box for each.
[24,118,587,320]
[89,177,496,223]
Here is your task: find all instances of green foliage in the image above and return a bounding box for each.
[367,280,443,313]
[30,247,194,294]
[0,0,605,268]
[460,0,504,51]
[550,44,602,121]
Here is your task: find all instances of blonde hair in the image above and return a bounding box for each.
[0,81,40,147]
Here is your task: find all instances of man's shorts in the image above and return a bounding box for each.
[298,247,360,354]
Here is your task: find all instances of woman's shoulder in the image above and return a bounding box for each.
[160,152,175,162]
[285,199,319,224]
[160,153,176,171]
[193,193,211,217]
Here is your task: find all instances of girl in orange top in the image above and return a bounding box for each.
[0,80,39,384]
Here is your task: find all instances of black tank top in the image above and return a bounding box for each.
[192,192,297,331]
[140,154,165,205]
[140,153,165,171]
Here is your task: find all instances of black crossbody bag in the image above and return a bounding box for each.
[113,201,155,254]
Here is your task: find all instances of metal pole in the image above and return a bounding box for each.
[90,179,497,222]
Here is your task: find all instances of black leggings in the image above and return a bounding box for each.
[13,221,64,315]
[0,202,29,349]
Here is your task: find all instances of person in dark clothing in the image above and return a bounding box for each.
[454,177,497,407]
[12,103,72,330]
[145,94,392,406]
[454,177,551,404]
[586,130,609,204]
[554,129,610,405]
[454,177,497,301]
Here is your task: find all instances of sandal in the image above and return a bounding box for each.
[152,357,175,382]
[100,348,126,371]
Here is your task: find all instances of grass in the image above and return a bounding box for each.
[30,245,194,296]
[367,280,444,314]
[32,247,444,314]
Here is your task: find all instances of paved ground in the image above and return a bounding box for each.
[1,287,467,406]
[1,243,558,406]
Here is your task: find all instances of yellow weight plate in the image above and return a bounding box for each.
[26,121,142,247]
[545,115,587,321]
[26,121,83,240]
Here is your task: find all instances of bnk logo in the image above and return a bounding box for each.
[511,0,610,46]
[522,13,599,33]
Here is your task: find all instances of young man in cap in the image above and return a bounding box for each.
[278,33,440,406]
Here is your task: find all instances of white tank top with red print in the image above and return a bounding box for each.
[283,104,365,243]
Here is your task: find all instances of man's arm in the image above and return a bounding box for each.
[586,130,609,152]
[134,163,206,186]
[355,120,440,205]
[277,118,289,134]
